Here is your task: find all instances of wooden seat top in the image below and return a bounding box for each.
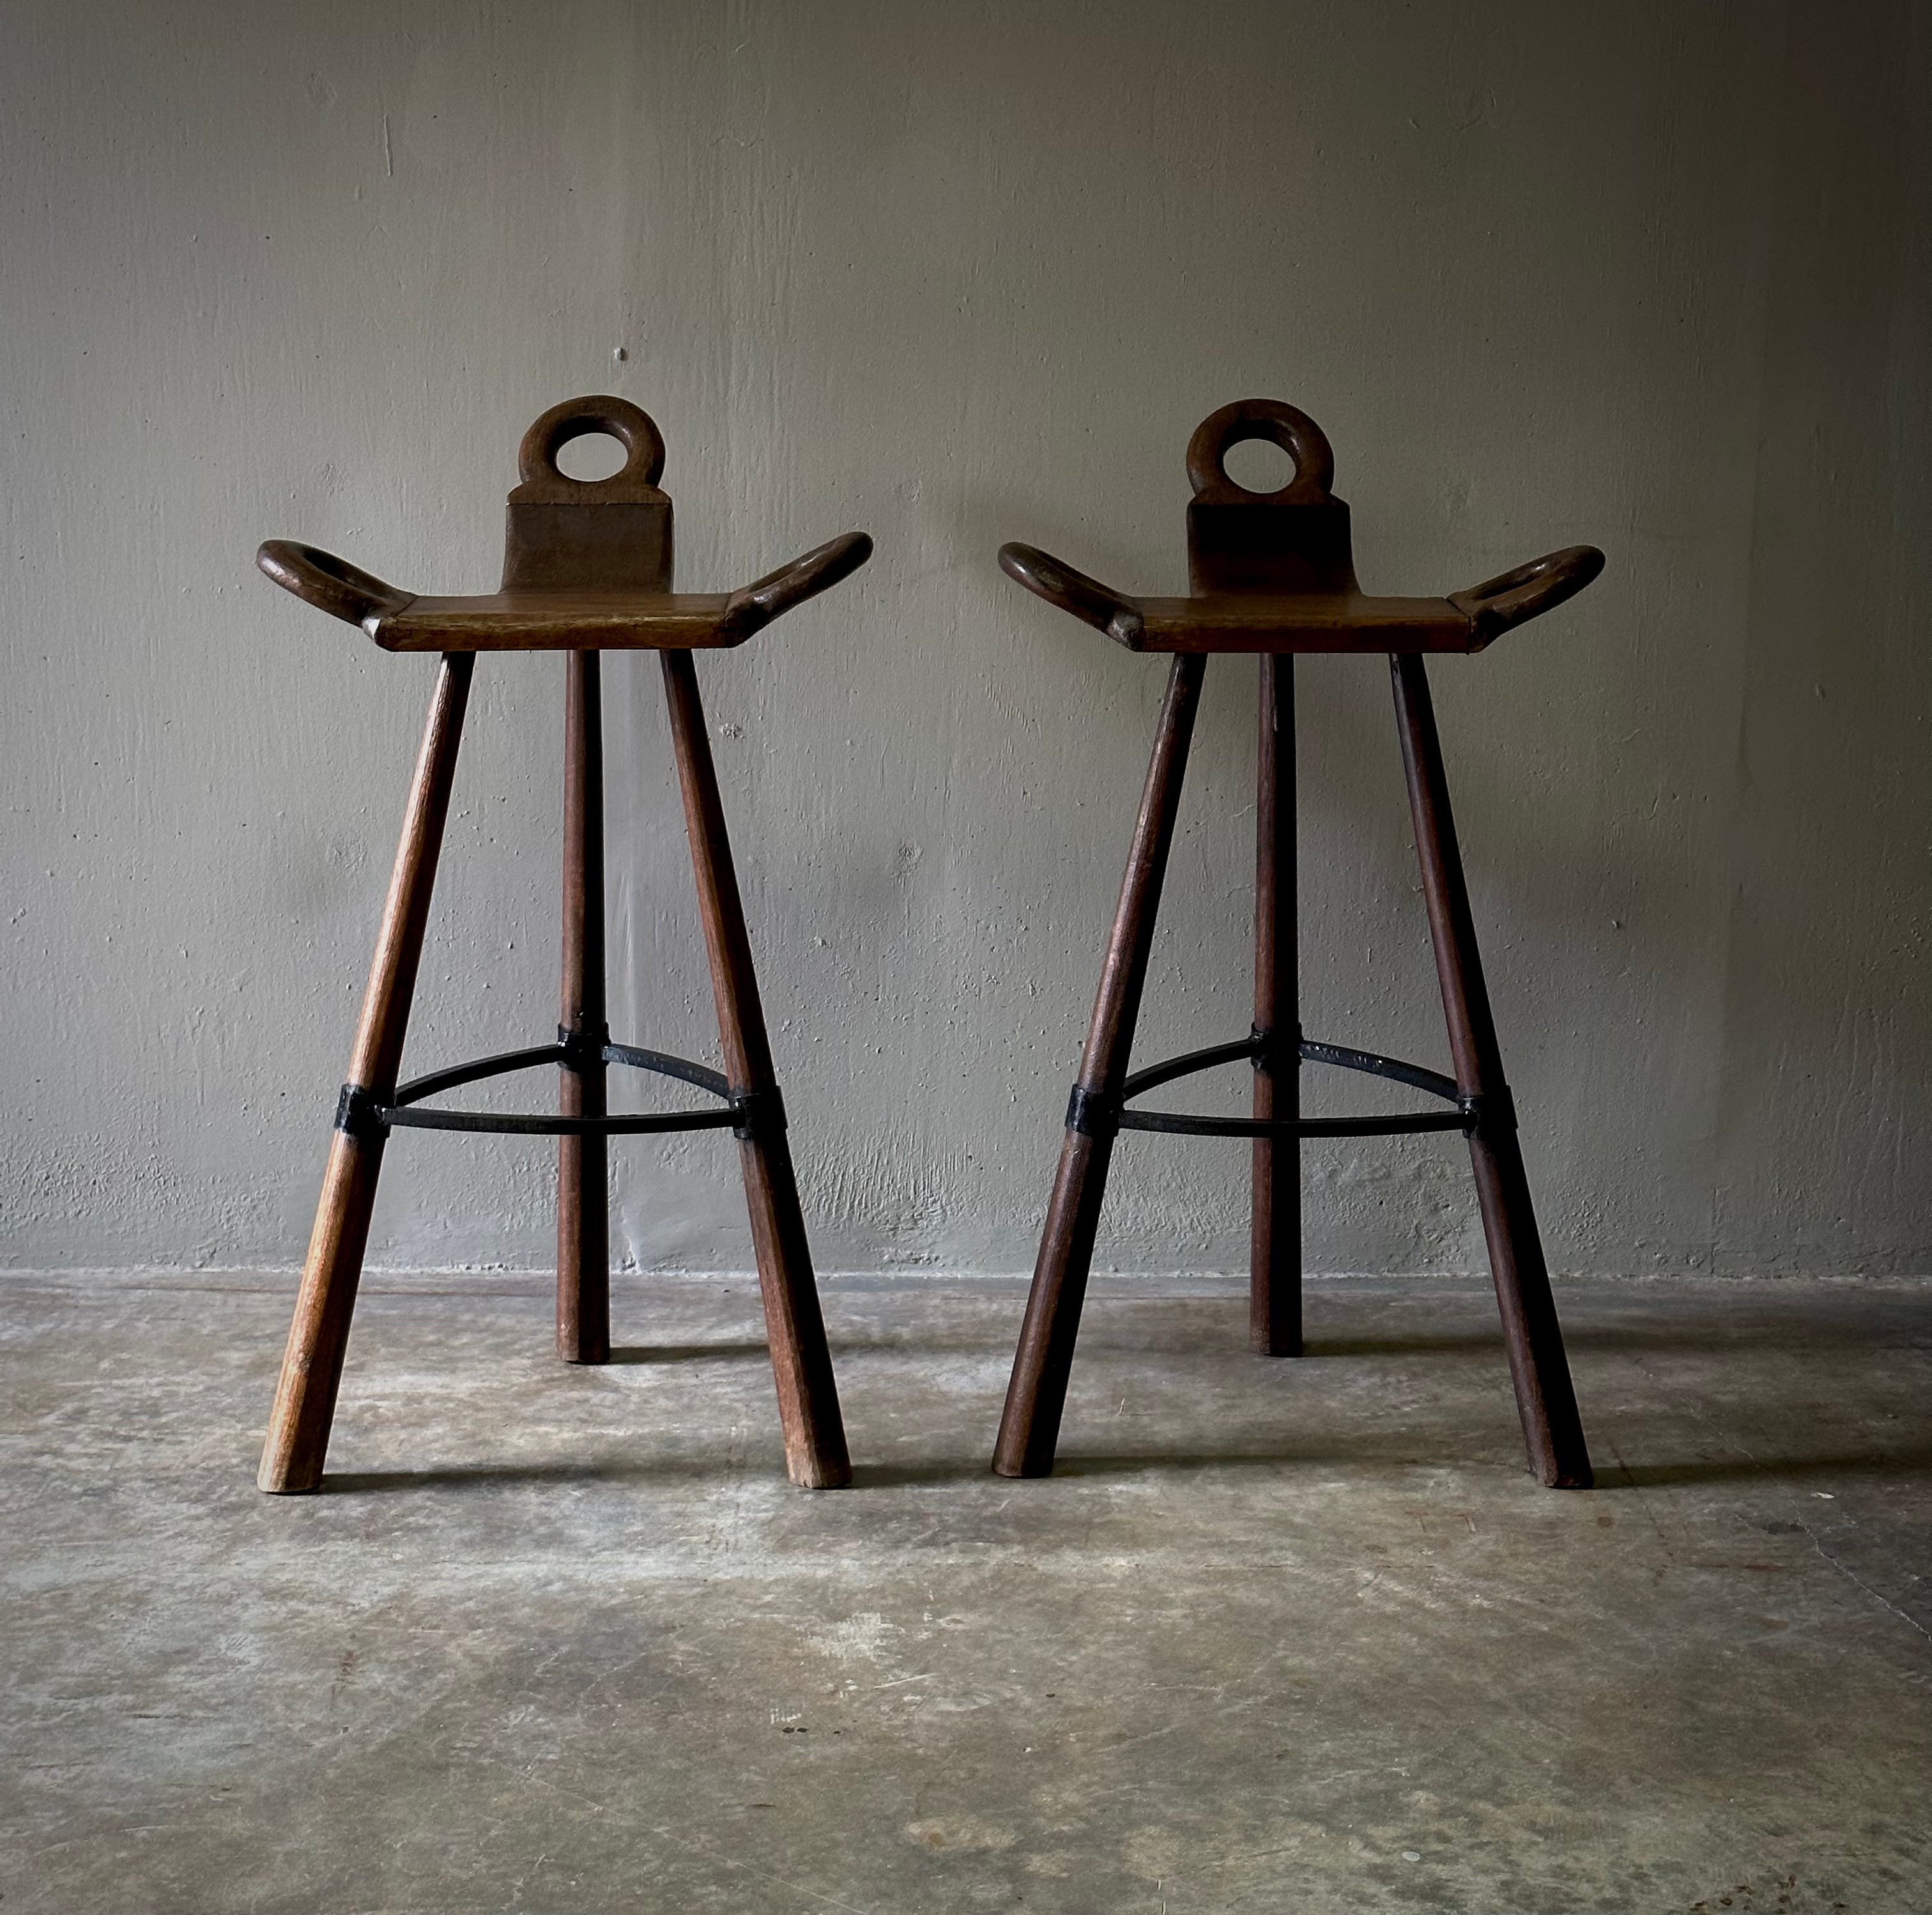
[258,396,871,652]
[999,399,1602,656]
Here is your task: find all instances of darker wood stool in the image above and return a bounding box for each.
[254,396,868,1493]
[992,399,1602,1488]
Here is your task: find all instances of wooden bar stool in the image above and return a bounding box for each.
[254,396,868,1493]
[992,399,1602,1488]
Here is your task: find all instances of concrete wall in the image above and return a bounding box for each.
[4,1,1926,1279]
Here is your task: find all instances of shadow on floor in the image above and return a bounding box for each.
[849,1461,997,1489]
[1089,1314,1932,1360]
[1601,1446,1932,1488]
[314,1442,1931,1498]
[605,1337,1015,1362]
[1048,1448,1425,1479]
[1299,1332,1512,1357]
[606,1342,769,1365]
[324,1459,995,1495]
[322,1457,747,1493]
[1277,1318,1929,1359]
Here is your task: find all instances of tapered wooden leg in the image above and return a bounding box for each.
[1390,654,1593,1489]
[660,649,850,1489]
[557,650,610,1364]
[1251,653,1302,1357]
[259,652,476,1493]
[994,653,1208,1477]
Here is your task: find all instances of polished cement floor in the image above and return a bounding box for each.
[3,1269,1928,1914]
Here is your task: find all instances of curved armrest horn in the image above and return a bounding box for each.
[720,531,873,641]
[1449,545,1604,649]
[997,542,1144,649]
[257,541,414,630]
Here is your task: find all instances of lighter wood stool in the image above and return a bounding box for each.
[992,399,1602,1488]
[256,396,867,1492]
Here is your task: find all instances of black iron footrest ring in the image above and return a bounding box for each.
[1117,1107,1473,1139]
[332,1036,788,1142]
[1067,1031,1499,1142]
[383,1104,739,1138]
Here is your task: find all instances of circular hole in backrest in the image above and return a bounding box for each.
[1221,436,1296,495]
[555,431,629,482]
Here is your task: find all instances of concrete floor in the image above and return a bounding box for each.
[3,1270,1928,1914]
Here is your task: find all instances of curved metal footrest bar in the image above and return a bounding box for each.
[1117,1106,1471,1139]
[1296,1037,1458,1105]
[337,1033,779,1142]
[390,1042,567,1108]
[1075,1029,1477,1141]
[600,1040,729,1100]
[1119,1033,1262,1102]
[384,1104,739,1137]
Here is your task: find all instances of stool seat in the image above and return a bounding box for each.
[998,395,1600,655]
[257,533,871,652]
[997,543,1602,655]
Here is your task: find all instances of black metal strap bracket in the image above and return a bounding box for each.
[1066,1083,1118,1139]
[334,1082,388,1142]
[556,1020,610,1070]
[1463,1083,1515,1135]
[729,1084,787,1141]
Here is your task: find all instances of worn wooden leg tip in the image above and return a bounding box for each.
[256,1461,322,1495]
[1538,1459,1595,1491]
[990,1424,1059,1478]
[990,1456,1053,1480]
[788,1457,854,1491]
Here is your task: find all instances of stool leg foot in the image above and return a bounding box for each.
[1251,653,1302,1357]
[735,1125,848,1488]
[661,650,850,1489]
[995,1128,1116,1477]
[995,653,1208,1477]
[259,654,475,1493]
[557,650,610,1364]
[1390,654,1593,1489]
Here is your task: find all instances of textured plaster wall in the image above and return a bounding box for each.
[3,1,1926,1279]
